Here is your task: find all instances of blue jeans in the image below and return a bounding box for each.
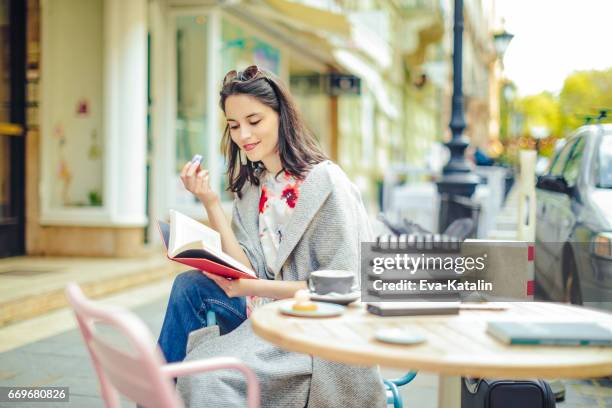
[158,270,247,363]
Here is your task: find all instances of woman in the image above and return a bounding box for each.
[158,66,385,407]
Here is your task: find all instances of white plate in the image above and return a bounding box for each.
[279,301,346,318]
[374,328,427,345]
[309,291,361,305]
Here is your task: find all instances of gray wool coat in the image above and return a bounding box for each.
[177,161,386,408]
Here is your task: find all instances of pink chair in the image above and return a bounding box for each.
[65,283,260,408]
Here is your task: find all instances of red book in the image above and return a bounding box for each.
[158,210,257,280]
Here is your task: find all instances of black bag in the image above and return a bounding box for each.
[461,377,556,408]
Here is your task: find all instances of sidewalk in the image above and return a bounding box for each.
[486,186,521,240]
[0,250,182,330]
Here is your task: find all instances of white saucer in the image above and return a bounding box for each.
[309,291,361,305]
[279,301,345,318]
[374,328,427,345]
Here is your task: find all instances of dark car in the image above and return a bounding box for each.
[534,124,612,310]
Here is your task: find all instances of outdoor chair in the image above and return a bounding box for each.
[378,213,475,241]
[65,283,260,408]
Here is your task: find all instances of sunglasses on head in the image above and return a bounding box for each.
[223,65,263,86]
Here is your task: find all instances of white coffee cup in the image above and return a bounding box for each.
[308,270,354,295]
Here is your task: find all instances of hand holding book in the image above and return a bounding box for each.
[202,271,257,297]
[158,210,257,280]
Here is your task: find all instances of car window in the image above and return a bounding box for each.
[549,138,578,176]
[562,136,585,187]
[596,135,612,188]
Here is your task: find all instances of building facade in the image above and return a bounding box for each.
[3,0,500,258]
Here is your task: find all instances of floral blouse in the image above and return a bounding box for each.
[247,170,304,315]
[258,170,303,272]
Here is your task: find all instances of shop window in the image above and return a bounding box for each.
[42,0,104,209]
[221,18,281,76]
[175,15,210,184]
[218,17,281,201]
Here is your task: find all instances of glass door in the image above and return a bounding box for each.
[169,11,221,218]
[0,0,26,257]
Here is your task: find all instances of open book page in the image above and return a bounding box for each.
[169,209,221,256]
[167,210,256,278]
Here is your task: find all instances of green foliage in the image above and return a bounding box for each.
[515,92,561,136]
[498,69,612,165]
[559,68,612,132]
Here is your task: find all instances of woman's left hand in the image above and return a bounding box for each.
[203,272,308,299]
[202,271,256,298]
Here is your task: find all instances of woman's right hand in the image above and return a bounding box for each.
[180,161,219,207]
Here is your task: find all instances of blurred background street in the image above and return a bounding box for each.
[1,0,611,406]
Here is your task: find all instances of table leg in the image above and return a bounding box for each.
[438,375,461,408]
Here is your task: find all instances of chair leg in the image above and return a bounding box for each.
[384,379,402,408]
[206,310,217,326]
[384,371,417,408]
[389,371,418,387]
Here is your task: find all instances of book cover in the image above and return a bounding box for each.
[487,321,612,346]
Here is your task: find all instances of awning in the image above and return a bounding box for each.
[333,49,399,119]
[263,0,351,37]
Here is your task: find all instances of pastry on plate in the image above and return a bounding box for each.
[292,289,318,312]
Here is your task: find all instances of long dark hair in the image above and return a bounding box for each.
[219,67,327,197]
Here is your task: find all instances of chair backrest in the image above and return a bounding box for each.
[65,283,183,408]
[443,218,474,241]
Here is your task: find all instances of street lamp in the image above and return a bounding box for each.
[436,0,481,234]
[493,29,514,61]
[494,26,514,142]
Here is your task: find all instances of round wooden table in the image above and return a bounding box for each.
[251,300,612,408]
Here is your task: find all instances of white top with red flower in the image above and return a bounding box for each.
[258,170,303,273]
[245,170,303,316]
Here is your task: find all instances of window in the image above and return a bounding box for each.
[170,13,285,215]
[562,136,585,187]
[218,17,282,201]
[548,138,578,177]
[595,135,612,188]
[175,15,210,181]
[42,0,105,209]
[221,18,281,77]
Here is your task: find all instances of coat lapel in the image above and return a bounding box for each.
[271,162,333,277]
[234,180,262,249]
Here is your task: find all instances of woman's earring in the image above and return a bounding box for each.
[239,149,248,166]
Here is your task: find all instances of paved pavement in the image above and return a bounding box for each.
[0,281,610,408]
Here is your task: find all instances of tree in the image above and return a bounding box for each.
[559,69,612,132]
[497,69,612,163]
[515,91,561,137]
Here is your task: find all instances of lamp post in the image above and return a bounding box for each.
[436,0,480,233]
[496,25,514,142]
